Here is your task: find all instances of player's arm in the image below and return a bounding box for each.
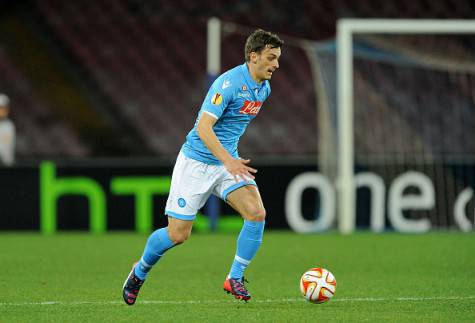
[197,112,257,182]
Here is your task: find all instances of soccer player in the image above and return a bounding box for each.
[0,94,15,166]
[123,29,283,304]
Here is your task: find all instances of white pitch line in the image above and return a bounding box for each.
[333,296,475,302]
[1,296,474,307]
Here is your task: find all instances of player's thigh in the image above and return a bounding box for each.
[226,185,266,222]
[165,151,214,221]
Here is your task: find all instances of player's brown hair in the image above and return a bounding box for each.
[244,29,283,62]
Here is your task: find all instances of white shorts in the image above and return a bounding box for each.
[165,151,257,221]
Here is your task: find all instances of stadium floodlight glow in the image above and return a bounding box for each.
[336,19,475,234]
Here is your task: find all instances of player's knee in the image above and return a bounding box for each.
[254,207,266,221]
[245,206,266,222]
[168,228,191,245]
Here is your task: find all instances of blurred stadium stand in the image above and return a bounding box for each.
[36,0,318,160]
[352,36,475,162]
[0,0,473,160]
[0,46,89,157]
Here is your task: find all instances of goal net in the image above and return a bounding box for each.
[313,19,475,233]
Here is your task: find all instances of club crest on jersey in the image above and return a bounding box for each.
[241,85,247,91]
[239,100,262,116]
[211,93,222,105]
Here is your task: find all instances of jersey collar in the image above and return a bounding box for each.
[241,63,264,90]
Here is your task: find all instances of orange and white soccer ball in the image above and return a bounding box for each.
[299,267,337,304]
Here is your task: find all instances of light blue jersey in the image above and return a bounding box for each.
[182,63,271,164]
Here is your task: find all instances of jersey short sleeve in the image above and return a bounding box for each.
[201,77,236,119]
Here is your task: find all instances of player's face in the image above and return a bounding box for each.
[251,45,281,82]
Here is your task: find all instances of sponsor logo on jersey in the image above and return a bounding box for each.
[211,93,222,105]
[239,100,262,116]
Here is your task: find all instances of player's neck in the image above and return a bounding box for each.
[246,63,264,84]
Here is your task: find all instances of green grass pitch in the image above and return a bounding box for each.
[1,231,474,322]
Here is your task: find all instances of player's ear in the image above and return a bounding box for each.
[250,52,258,64]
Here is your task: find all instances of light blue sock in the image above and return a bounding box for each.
[134,227,175,280]
[229,220,265,280]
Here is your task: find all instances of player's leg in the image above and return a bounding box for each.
[123,151,209,305]
[219,184,266,300]
[122,220,178,305]
[134,216,193,280]
[122,217,194,305]
[226,185,266,278]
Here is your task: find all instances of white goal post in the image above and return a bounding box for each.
[337,19,475,234]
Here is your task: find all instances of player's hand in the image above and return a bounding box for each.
[224,158,257,182]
